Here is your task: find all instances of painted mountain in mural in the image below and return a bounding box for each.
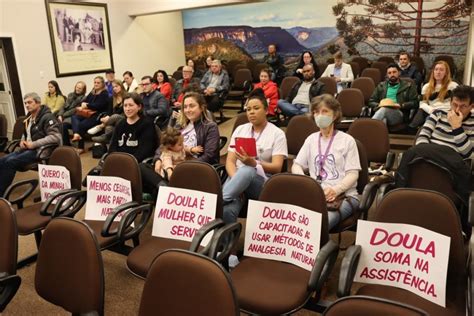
[185,37,253,62]
[184,25,306,55]
[286,26,338,50]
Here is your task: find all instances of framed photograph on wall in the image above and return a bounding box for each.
[45,0,114,77]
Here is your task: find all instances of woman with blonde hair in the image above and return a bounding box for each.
[409,60,458,128]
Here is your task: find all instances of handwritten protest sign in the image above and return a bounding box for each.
[152,186,217,245]
[38,164,71,202]
[354,220,451,307]
[244,200,322,271]
[85,176,133,222]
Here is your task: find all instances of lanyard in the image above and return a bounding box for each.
[317,130,337,181]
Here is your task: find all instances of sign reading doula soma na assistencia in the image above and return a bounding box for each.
[152,186,217,246]
[85,176,132,222]
[354,220,451,307]
[38,164,71,202]
[244,200,322,272]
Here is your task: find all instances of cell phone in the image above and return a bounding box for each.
[234,137,257,157]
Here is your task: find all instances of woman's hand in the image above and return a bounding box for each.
[154,160,162,174]
[296,68,303,74]
[190,146,204,154]
[81,102,88,109]
[172,110,181,119]
[58,116,63,122]
[100,115,110,124]
[324,187,337,202]
[235,147,257,167]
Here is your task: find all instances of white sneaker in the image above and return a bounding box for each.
[228,255,240,269]
[87,125,104,135]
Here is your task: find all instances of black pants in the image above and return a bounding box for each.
[139,163,165,199]
[205,94,222,112]
[409,109,428,128]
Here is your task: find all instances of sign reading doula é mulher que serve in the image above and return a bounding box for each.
[85,176,132,222]
[244,200,322,271]
[152,186,217,246]
[38,164,71,202]
[354,220,451,307]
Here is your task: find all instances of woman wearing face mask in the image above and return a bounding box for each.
[292,94,360,230]
[223,88,288,224]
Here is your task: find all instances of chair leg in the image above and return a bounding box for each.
[17,230,43,269]
[132,235,140,247]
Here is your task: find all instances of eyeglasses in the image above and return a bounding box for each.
[140,83,151,86]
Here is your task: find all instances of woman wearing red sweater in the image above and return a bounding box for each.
[152,70,173,101]
[253,68,279,116]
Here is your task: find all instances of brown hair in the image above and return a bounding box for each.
[160,127,183,149]
[178,92,213,126]
[333,51,343,60]
[424,61,452,102]
[93,76,106,93]
[309,94,342,124]
[111,79,126,108]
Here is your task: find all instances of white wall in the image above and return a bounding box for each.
[0,0,185,98]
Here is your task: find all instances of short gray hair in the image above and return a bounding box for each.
[211,59,222,67]
[23,92,41,103]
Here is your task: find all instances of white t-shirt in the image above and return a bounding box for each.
[292,81,312,106]
[419,81,458,113]
[229,122,288,171]
[294,131,361,198]
[181,122,197,148]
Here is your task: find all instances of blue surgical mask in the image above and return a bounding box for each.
[314,114,333,129]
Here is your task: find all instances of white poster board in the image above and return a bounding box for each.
[85,176,133,222]
[244,200,322,271]
[152,186,217,246]
[354,220,451,307]
[38,164,71,202]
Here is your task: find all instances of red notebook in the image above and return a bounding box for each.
[235,137,257,157]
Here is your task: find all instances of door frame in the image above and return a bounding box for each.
[0,37,24,118]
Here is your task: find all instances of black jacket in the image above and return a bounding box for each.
[285,80,326,104]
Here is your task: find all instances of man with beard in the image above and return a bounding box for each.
[369,63,418,126]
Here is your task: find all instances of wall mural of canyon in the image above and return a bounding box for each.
[182,0,471,79]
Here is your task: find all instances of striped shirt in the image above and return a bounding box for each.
[416,109,473,160]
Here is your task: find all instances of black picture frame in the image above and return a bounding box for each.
[45,0,114,77]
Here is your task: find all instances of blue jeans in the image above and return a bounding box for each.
[0,150,38,196]
[71,114,98,149]
[277,100,308,117]
[327,196,360,230]
[222,165,266,223]
[372,107,403,126]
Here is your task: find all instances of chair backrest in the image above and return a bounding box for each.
[246,59,259,73]
[354,139,368,195]
[337,88,365,117]
[101,152,142,204]
[0,199,17,276]
[286,115,319,156]
[232,112,249,133]
[347,118,389,164]
[0,114,7,137]
[280,76,300,100]
[371,61,387,81]
[433,55,456,75]
[377,56,395,64]
[232,63,247,79]
[360,68,382,86]
[172,70,183,80]
[376,189,466,305]
[169,161,223,219]
[12,116,26,140]
[411,56,426,75]
[233,68,252,88]
[351,77,375,104]
[317,77,337,96]
[323,295,428,316]
[351,57,369,72]
[259,173,329,245]
[48,146,82,190]
[226,59,242,76]
[349,62,361,78]
[35,217,104,315]
[138,249,239,316]
[252,63,268,83]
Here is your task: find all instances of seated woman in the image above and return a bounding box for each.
[223,89,288,224]
[292,94,361,230]
[152,70,173,101]
[87,79,127,143]
[123,70,139,93]
[108,92,157,162]
[58,81,86,125]
[70,76,110,153]
[293,50,320,80]
[409,60,458,129]
[42,80,66,116]
[140,92,220,198]
[253,68,279,116]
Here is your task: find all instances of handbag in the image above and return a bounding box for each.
[76,107,96,118]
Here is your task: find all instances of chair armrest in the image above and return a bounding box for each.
[40,189,78,215]
[0,274,21,312]
[219,136,228,151]
[101,201,140,237]
[50,190,87,218]
[359,181,380,218]
[308,239,339,295]
[243,80,252,91]
[4,179,39,209]
[36,143,59,161]
[385,152,396,171]
[5,139,20,153]
[189,218,225,254]
[469,192,474,226]
[142,157,154,166]
[0,136,8,151]
[360,106,371,117]
[337,245,361,297]
[213,164,228,184]
[117,204,153,241]
[208,222,242,262]
[375,181,396,207]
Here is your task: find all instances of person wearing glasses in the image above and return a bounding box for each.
[172,65,201,108]
[139,75,170,129]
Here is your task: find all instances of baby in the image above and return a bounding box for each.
[156,127,186,180]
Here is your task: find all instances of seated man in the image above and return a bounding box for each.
[0,93,61,196]
[277,64,325,117]
[200,59,230,112]
[398,51,423,92]
[369,63,418,126]
[140,75,170,129]
[320,51,354,93]
[172,65,200,108]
